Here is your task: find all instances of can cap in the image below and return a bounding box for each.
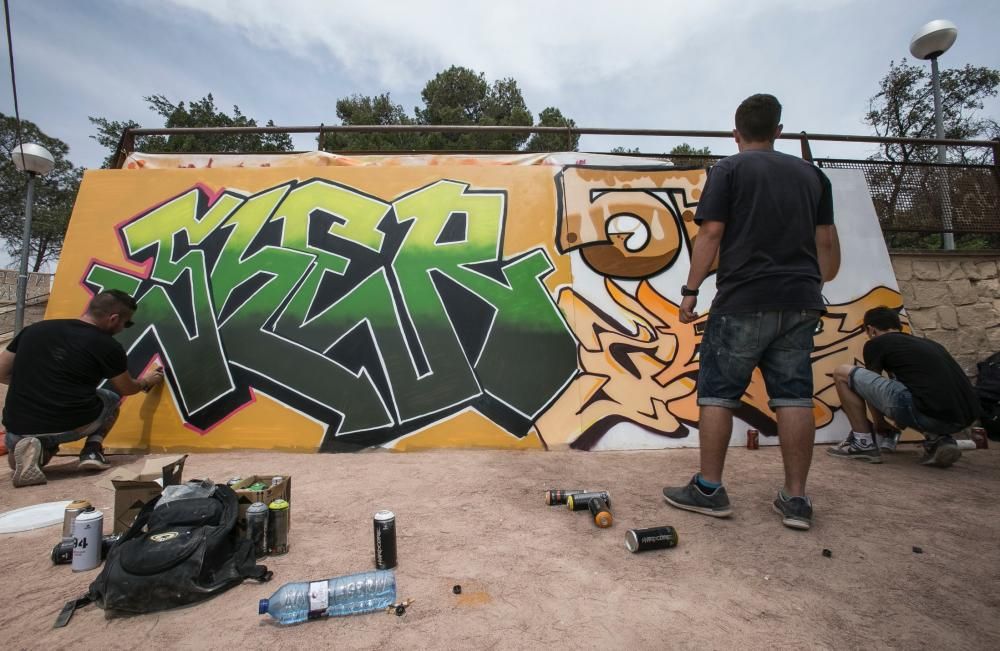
[75,509,103,523]
[258,598,269,614]
[268,499,289,510]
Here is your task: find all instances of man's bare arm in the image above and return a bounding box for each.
[109,367,164,396]
[816,224,841,282]
[0,350,14,385]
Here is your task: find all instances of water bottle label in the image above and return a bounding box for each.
[308,581,329,614]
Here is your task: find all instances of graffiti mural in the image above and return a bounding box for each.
[48,158,902,451]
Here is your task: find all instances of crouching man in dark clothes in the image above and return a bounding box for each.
[0,289,164,487]
[828,306,979,468]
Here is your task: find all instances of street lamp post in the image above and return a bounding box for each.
[910,19,959,250]
[10,142,55,334]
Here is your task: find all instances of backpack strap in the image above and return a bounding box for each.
[53,595,92,628]
[249,564,273,582]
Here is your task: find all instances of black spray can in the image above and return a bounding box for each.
[246,501,269,559]
[52,533,120,565]
[267,499,290,555]
[545,489,586,506]
[374,510,397,569]
[625,526,679,553]
[566,491,611,511]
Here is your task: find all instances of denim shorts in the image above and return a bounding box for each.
[697,309,820,410]
[848,367,961,437]
[4,388,121,452]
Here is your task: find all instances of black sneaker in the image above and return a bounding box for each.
[78,443,111,471]
[826,433,882,463]
[772,491,813,530]
[663,475,732,518]
[12,437,47,487]
[919,436,962,468]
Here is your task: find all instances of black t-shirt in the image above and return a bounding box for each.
[3,319,128,435]
[696,149,834,313]
[863,332,979,427]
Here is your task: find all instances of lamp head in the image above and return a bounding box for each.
[909,19,958,60]
[10,142,55,176]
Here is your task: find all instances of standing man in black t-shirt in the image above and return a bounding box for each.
[828,306,978,468]
[1,289,164,487]
[662,94,841,530]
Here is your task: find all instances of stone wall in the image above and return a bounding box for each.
[0,270,52,336]
[890,252,1000,376]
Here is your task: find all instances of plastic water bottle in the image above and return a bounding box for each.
[258,570,396,624]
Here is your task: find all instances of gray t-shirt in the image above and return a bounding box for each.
[695,149,833,313]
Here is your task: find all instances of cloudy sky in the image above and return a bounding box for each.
[3,0,999,169]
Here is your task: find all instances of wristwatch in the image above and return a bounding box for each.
[680,285,699,297]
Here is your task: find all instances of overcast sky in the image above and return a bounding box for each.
[3,0,998,170]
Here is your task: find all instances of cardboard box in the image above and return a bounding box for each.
[107,455,187,534]
[232,475,292,530]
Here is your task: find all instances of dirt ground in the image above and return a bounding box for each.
[1,443,998,650]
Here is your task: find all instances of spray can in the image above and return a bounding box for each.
[267,499,290,555]
[625,526,679,553]
[53,533,120,565]
[545,490,586,506]
[71,509,104,571]
[566,491,611,511]
[271,476,284,486]
[588,497,613,528]
[747,429,759,450]
[246,502,269,558]
[62,500,92,539]
[970,427,988,449]
[373,510,397,570]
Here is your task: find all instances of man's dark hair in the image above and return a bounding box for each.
[735,94,782,142]
[863,306,902,331]
[87,289,138,318]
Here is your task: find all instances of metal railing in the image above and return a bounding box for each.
[112,124,1000,238]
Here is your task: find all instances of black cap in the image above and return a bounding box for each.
[452,585,462,594]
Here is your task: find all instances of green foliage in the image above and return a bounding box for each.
[866,59,1000,164]
[327,66,577,152]
[90,94,293,168]
[0,113,81,270]
[668,143,713,167]
[322,93,424,151]
[525,108,579,152]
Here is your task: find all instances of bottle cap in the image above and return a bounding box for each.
[258,598,269,614]
[268,499,289,510]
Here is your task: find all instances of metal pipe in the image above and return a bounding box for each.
[119,124,996,148]
[931,56,956,250]
[14,172,36,334]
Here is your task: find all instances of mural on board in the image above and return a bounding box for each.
[50,158,903,452]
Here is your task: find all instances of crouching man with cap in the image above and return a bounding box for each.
[1,289,164,487]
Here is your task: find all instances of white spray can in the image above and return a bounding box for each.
[71,509,104,572]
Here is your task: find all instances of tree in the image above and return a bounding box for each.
[325,66,577,152]
[90,94,294,168]
[0,113,81,271]
[864,59,1000,249]
[668,143,713,167]
[416,66,533,150]
[865,59,999,164]
[322,93,424,151]
[525,107,579,152]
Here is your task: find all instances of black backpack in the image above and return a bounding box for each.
[55,484,270,626]
[977,351,1000,441]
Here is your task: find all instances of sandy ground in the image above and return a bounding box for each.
[0,443,998,650]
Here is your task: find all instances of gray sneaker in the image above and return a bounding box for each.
[920,436,962,468]
[827,433,883,464]
[876,430,901,452]
[12,437,47,487]
[663,475,732,518]
[772,491,813,530]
